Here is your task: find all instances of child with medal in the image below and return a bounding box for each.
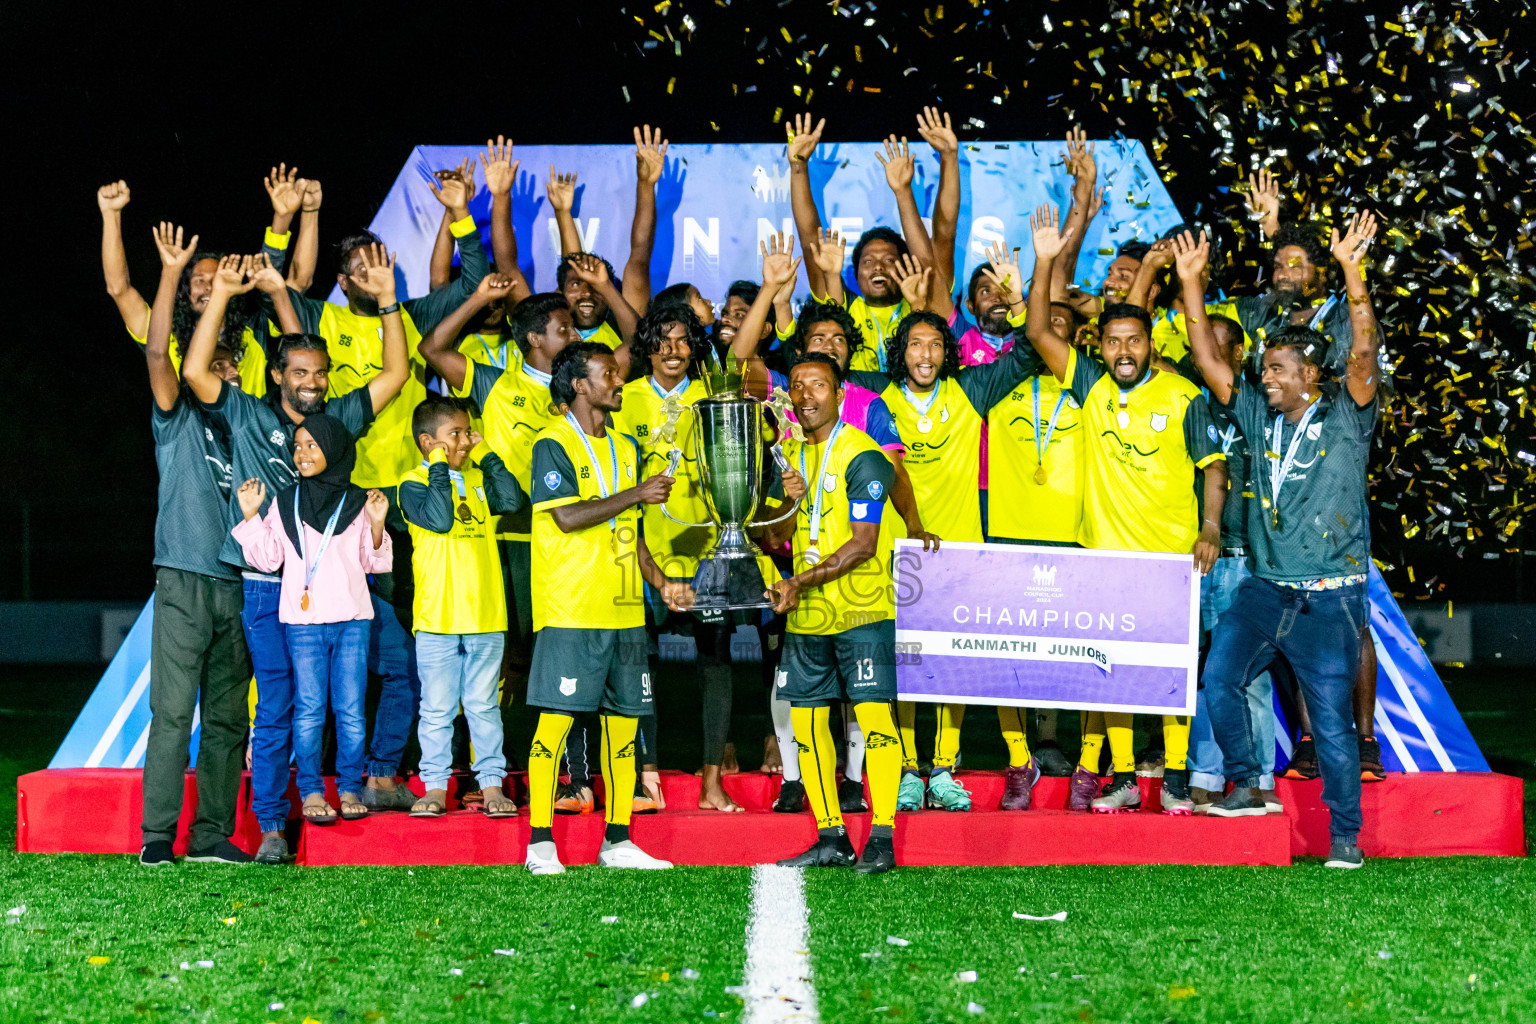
[757,354,904,873]
[231,415,395,827]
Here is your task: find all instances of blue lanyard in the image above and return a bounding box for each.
[1268,400,1320,516]
[475,334,509,370]
[649,376,690,400]
[294,490,348,596]
[522,362,552,387]
[421,458,466,499]
[565,412,620,529]
[1032,376,1069,463]
[866,301,906,372]
[900,381,942,417]
[798,422,844,547]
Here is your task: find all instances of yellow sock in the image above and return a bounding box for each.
[997,706,1033,769]
[600,714,639,828]
[791,705,842,830]
[931,703,965,770]
[854,701,900,828]
[1079,710,1106,772]
[528,713,574,829]
[1162,714,1190,771]
[896,700,919,769]
[1105,712,1136,773]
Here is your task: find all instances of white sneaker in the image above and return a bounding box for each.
[598,839,673,870]
[524,840,566,875]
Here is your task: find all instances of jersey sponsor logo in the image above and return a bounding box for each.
[580,466,591,480]
[512,395,526,407]
[529,739,555,759]
[559,676,578,696]
[865,730,899,749]
[544,471,562,490]
[866,480,884,499]
[1150,412,1168,432]
[269,429,285,445]
[336,333,353,347]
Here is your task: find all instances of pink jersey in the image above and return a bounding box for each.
[949,309,1016,488]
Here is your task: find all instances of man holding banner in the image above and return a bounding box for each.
[1020,206,1227,817]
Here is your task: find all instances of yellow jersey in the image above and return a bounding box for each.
[1151,300,1246,363]
[986,372,1085,543]
[578,321,623,350]
[459,332,521,371]
[841,294,909,374]
[455,360,561,541]
[129,305,269,398]
[1065,347,1225,553]
[529,416,645,631]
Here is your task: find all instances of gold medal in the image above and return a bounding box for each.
[917,415,933,433]
[1034,465,1048,485]
[457,501,473,523]
[300,589,310,612]
[804,546,821,566]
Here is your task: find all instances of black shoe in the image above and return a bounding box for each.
[837,777,869,812]
[1033,741,1074,777]
[773,779,807,814]
[1282,735,1319,780]
[777,834,857,867]
[139,840,175,867]
[855,836,896,874]
[1207,786,1267,817]
[1359,736,1386,782]
[185,839,254,864]
[1159,768,1194,815]
[1324,840,1364,869]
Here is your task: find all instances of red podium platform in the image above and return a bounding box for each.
[15,768,1526,864]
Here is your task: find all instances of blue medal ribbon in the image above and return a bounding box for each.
[565,411,620,530]
[798,421,844,555]
[293,489,348,602]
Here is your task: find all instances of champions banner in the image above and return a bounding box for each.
[336,138,1184,307]
[894,541,1199,715]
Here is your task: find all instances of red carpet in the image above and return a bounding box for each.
[15,768,1526,863]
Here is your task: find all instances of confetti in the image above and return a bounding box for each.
[494,949,517,956]
[602,915,620,924]
[631,993,651,1007]
[966,1002,986,1014]
[1170,985,1198,1000]
[956,969,979,982]
[1013,911,1068,922]
[87,956,110,966]
[886,935,910,946]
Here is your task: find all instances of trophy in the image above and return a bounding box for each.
[659,354,801,612]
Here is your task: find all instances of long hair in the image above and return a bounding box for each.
[628,304,708,381]
[883,310,960,386]
[170,252,255,358]
[786,301,865,364]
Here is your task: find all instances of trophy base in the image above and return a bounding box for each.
[689,553,772,614]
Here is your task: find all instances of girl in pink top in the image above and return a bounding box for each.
[232,414,392,825]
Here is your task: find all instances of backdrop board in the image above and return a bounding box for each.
[894,541,1200,715]
[334,138,1184,308]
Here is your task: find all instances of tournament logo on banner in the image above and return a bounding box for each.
[894,540,1199,715]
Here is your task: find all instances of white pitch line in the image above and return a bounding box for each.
[741,864,819,1024]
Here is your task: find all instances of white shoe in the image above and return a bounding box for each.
[524,840,566,875]
[598,839,672,870]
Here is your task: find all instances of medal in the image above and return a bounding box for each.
[901,381,942,439]
[294,488,347,617]
[799,422,844,571]
[1031,376,1068,486]
[1117,410,1131,429]
[457,501,473,523]
[1034,466,1049,485]
[300,591,310,611]
[1266,401,1320,535]
[804,546,821,566]
[917,415,933,433]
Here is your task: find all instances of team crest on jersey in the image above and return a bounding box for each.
[867,480,883,499]
[1150,412,1168,432]
[774,669,788,689]
[204,427,215,443]
[851,502,868,519]
[1067,395,1081,409]
[1207,424,1218,443]
[823,475,836,492]
[475,486,485,501]
[559,676,578,696]
[269,429,285,445]
[544,471,562,490]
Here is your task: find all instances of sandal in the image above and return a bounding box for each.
[410,789,449,819]
[338,792,369,821]
[302,794,338,826]
[481,785,518,819]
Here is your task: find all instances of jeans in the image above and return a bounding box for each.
[143,568,250,848]
[1193,556,1275,790]
[1204,576,1366,841]
[243,578,295,833]
[288,619,370,799]
[416,631,507,792]
[364,589,419,778]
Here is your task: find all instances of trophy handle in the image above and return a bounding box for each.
[659,506,715,529]
[747,442,801,527]
[658,444,713,528]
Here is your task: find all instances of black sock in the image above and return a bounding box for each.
[868,824,893,841]
[900,767,920,778]
[530,826,554,844]
[605,823,630,844]
[818,825,848,841]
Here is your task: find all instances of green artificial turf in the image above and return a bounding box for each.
[0,665,1530,1023]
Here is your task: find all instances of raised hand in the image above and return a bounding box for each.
[565,252,611,288]
[353,244,398,298]
[152,222,199,271]
[97,180,131,212]
[213,254,258,296]
[429,165,472,214]
[981,240,1025,305]
[1331,210,1378,272]
[786,112,825,162]
[249,252,286,295]
[1028,204,1072,262]
[807,228,845,278]
[365,489,389,526]
[1088,184,1108,221]
[480,135,518,196]
[300,178,324,212]
[633,124,669,184]
[876,134,915,191]
[759,231,802,290]
[1063,126,1097,188]
[546,166,577,212]
[265,163,303,218]
[237,479,266,520]
[914,106,957,155]
[1246,167,1280,227]
[894,253,932,311]
[1172,230,1211,281]
[477,272,517,302]
[1145,236,1177,270]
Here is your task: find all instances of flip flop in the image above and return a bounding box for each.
[338,792,370,821]
[410,796,447,819]
[302,796,338,827]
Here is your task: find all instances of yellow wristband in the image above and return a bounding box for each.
[264,228,291,250]
[449,215,477,238]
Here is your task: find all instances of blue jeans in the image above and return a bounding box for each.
[1204,577,1366,841]
[242,578,295,834]
[1193,557,1275,790]
[415,632,507,792]
[365,592,420,778]
[287,619,370,799]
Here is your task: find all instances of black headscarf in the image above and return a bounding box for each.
[276,413,367,550]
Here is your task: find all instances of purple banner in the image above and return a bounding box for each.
[894,541,1198,715]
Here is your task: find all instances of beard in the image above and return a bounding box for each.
[1272,283,1311,312]
[283,384,326,416]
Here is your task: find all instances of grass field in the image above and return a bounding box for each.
[1,664,1531,1023]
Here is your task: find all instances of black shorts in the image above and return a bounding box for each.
[527,626,653,716]
[778,618,897,706]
